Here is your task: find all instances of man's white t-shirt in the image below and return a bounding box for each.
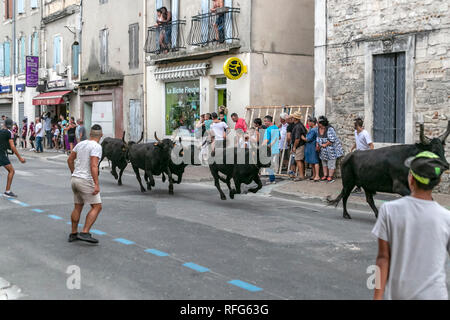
[35,123,44,138]
[372,196,450,300]
[355,129,372,150]
[211,122,228,141]
[72,140,103,182]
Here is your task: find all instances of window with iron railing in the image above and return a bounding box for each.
[187,7,240,46]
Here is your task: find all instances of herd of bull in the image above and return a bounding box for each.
[100,132,272,200]
[100,121,450,220]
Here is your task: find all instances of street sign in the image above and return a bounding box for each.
[223,57,247,80]
[26,56,39,88]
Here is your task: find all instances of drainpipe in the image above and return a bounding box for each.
[142,0,147,142]
[12,0,16,121]
[78,0,83,119]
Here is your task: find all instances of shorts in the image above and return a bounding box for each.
[322,159,337,170]
[71,177,102,205]
[295,145,305,161]
[68,135,76,144]
[0,152,10,167]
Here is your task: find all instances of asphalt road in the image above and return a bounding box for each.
[1,156,449,300]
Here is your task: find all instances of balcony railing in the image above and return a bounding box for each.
[145,20,186,54]
[187,7,240,46]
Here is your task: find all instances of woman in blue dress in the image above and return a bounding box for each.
[304,116,320,182]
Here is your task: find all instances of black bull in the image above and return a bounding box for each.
[328,121,450,220]
[100,132,143,185]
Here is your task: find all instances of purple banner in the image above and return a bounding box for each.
[26,56,39,88]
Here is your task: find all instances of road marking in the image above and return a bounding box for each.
[32,209,45,213]
[66,222,84,227]
[145,249,169,257]
[48,215,63,220]
[228,280,263,292]
[183,262,210,273]
[113,238,135,245]
[7,199,30,207]
[91,229,107,236]
[14,170,35,177]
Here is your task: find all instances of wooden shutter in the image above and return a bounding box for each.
[18,0,25,14]
[129,24,139,69]
[100,29,109,73]
[4,42,10,76]
[72,43,80,78]
[33,32,39,56]
[20,37,26,74]
[31,0,39,9]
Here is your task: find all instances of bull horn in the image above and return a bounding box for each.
[439,120,450,144]
[122,131,126,143]
[154,132,161,143]
[137,131,144,144]
[419,124,431,145]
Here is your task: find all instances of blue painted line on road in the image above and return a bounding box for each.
[114,238,135,245]
[145,249,169,257]
[66,222,84,227]
[183,262,210,273]
[91,229,107,236]
[228,280,263,292]
[48,215,63,220]
[7,199,30,207]
[32,209,45,213]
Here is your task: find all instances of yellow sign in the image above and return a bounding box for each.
[223,57,247,80]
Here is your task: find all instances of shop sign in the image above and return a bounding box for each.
[26,56,39,87]
[16,84,26,92]
[47,79,67,90]
[0,85,12,94]
[223,57,247,80]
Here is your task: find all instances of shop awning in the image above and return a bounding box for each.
[32,90,72,106]
[154,63,209,80]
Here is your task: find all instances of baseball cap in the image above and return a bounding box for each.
[4,118,13,129]
[404,151,449,186]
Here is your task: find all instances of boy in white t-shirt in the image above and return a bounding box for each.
[210,112,228,154]
[372,151,450,300]
[351,118,374,192]
[67,124,103,244]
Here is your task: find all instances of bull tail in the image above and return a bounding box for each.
[326,191,345,208]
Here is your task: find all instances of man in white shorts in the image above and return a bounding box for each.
[67,124,103,244]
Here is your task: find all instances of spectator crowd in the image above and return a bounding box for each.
[1,113,87,155]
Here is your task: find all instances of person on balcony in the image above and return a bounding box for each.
[211,0,225,43]
[159,7,172,53]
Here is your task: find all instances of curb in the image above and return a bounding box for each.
[269,188,386,213]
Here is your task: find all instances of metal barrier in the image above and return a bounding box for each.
[245,105,313,177]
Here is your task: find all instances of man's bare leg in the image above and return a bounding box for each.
[71,204,84,234]
[82,204,102,234]
[4,164,15,192]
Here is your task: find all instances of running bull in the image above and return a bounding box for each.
[100,132,143,186]
[128,133,177,195]
[328,121,450,220]
[209,145,272,200]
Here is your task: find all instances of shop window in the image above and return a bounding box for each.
[165,80,200,136]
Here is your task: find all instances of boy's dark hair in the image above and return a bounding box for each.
[355,117,364,128]
[91,124,102,131]
[231,113,238,118]
[264,115,273,123]
[253,118,262,126]
[211,112,218,119]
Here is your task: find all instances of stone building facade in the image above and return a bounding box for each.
[315,0,450,192]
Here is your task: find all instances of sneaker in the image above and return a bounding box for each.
[327,178,336,183]
[77,232,99,244]
[4,191,18,198]
[68,233,79,243]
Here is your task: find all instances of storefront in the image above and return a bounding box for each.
[0,85,13,122]
[165,80,201,135]
[32,90,71,120]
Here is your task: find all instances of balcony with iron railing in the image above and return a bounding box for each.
[145,8,240,64]
[187,7,240,47]
[145,20,186,55]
